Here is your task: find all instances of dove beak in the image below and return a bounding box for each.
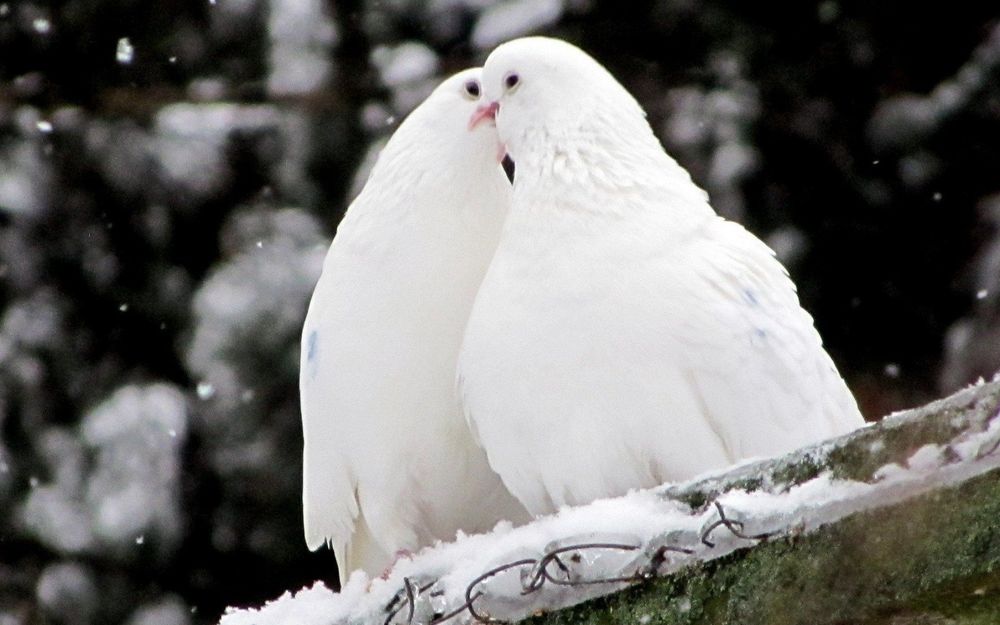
[468,101,499,130]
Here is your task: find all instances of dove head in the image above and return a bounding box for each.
[405,68,507,164]
[475,37,655,170]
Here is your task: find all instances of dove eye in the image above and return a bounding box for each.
[504,73,520,91]
[463,80,481,99]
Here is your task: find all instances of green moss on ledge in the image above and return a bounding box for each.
[525,379,1000,625]
[530,470,1000,625]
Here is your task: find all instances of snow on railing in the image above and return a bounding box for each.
[379,499,793,625]
[220,377,1000,625]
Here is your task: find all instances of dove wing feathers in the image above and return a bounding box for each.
[460,202,862,516]
[673,219,862,457]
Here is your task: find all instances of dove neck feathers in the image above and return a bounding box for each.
[375,124,499,191]
[335,119,508,258]
[349,115,505,227]
[506,114,713,225]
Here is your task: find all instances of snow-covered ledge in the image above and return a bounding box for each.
[221,374,1000,625]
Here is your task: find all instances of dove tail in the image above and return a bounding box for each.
[338,507,392,587]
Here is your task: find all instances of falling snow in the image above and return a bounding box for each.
[116,37,135,64]
[196,382,215,400]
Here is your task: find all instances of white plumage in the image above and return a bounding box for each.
[458,38,865,517]
[300,69,529,584]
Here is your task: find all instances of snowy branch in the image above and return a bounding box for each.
[220,374,1000,625]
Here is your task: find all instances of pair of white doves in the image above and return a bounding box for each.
[300,37,864,585]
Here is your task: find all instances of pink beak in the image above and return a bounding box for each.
[468,101,499,130]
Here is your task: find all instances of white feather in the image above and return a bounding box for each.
[458,38,864,517]
[300,69,530,584]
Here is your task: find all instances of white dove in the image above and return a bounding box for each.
[300,68,529,584]
[459,37,865,517]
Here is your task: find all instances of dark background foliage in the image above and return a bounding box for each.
[1,1,998,624]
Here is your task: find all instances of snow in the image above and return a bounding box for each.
[116,37,134,64]
[182,205,324,527]
[149,103,314,207]
[126,596,191,625]
[707,141,756,189]
[765,225,807,267]
[372,42,440,88]
[152,103,256,200]
[427,0,503,11]
[81,385,187,552]
[905,444,946,472]
[0,122,53,216]
[867,22,1000,153]
[1,288,61,352]
[953,410,1000,461]
[187,77,228,101]
[471,0,564,51]
[660,54,759,222]
[196,382,216,400]
[421,0,501,42]
[266,0,338,96]
[19,384,188,558]
[361,102,396,132]
[369,41,443,115]
[219,405,1000,625]
[940,193,1000,391]
[36,562,99,625]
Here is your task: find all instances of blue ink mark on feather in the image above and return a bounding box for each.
[742,288,759,306]
[307,330,318,362]
[306,330,319,379]
[749,326,768,348]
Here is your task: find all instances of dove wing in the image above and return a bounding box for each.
[299,248,362,572]
[662,218,863,462]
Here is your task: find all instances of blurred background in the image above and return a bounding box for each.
[1,1,999,624]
